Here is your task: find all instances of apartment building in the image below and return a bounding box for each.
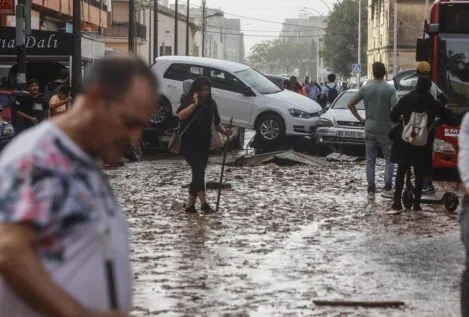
[177,5,245,63]
[103,1,200,64]
[367,0,426,77]
[0,0,109,32]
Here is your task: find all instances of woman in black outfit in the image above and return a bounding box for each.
[390,76,452,211]
[177,77,231,214]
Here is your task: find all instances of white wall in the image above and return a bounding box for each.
[136,9,202,64]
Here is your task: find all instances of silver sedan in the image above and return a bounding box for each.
[315,89,366,147]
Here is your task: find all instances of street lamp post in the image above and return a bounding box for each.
[201,7,223,58]
[185,0,190,56]
[357,0,361,86]
[174,0,178,55]
[129,0,135,52]
[202,0,206,57]
[153,0,158,60]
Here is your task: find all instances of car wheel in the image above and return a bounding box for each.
[256,113,286,148]
[153,97,172,124]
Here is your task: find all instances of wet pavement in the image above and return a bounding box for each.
[105,156,464,316]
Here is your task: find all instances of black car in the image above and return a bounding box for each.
[0,90,16,150]
[265,75,289,89]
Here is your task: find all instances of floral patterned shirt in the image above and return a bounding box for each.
[0,122,132,316]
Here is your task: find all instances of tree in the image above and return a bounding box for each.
[321,0,367,78]
[248,40,317,75]
[248,41,273,72]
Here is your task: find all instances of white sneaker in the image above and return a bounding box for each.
[367,192,375,201]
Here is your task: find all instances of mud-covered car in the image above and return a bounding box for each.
[0,90,16,150]
[315,89,365,149]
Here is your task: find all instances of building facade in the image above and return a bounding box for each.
[280,15,326,79]
[103,1,200,64]
[0,0,109,32]
[367,0,426,78]
[181,5,245,63]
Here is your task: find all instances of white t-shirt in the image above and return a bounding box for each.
[0,122,132,316]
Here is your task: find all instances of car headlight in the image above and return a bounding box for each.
[433,138,456,154]
[317,118,333,128]
[288,108,315,119]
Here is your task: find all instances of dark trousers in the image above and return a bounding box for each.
[461,195,469,316]
[183,142,209,197]
[395,164,425,206]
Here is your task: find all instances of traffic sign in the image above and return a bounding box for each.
[352,64,361,74]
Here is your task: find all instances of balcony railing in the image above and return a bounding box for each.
[104,22,147,40]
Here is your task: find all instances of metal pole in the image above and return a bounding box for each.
[202,0,206,57]
[15,1,26,91]
[148,8,152,64]
[129,0,135,52]
[357,0,361,86]
[174,0,178,55]
[185,0,190,56]
[316,39,320,81]
[393,0,398,75]
[153,0,158,59]
[72,0,81,97]
[153,0,160,61]
[424,0,429,22]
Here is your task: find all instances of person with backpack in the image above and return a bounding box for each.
[415,61,448,195]
[389,76,452,211]
[321,74,341,105]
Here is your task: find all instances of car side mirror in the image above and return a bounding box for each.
[243,86,255,97]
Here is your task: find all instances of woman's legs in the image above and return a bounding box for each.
[393,164,409,210]
[185,146,213,212]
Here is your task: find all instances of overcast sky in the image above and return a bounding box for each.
[204,0,336,57]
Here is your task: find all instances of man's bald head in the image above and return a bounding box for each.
[82,54,158,103]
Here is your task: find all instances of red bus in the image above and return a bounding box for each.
[416,0,469,169]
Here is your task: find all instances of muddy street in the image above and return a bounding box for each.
[105,156,463,317]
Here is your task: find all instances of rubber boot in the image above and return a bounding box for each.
[201,203,215,214]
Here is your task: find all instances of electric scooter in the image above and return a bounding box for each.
[401,169,460,212]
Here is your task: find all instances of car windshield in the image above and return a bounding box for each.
[332,92,365,110]
[235,68,282,94]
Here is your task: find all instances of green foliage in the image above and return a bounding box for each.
[321,0,368,78]
[248,39,317,75]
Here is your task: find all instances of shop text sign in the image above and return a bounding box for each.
[0,27,73,55]
[0,0,14,15]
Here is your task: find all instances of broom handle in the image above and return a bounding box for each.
[216,117,233,212]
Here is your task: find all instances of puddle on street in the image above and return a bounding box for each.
[106,157,463,316]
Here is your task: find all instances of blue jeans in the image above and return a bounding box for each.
[365,133,393,192]
[460,195,469,316]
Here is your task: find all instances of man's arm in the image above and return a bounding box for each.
[0,163,123,317]
[459,113,469,195]
[0,223,88,317]
[16,110,37,124]
[49,96,71,111]
[347,92,365,123]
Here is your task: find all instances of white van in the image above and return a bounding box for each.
[152,56,322,146]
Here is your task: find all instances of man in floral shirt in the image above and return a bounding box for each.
[0,55,158,316]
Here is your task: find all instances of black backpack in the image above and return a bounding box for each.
[326,84,339,104]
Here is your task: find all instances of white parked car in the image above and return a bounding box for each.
[151,56,322,146]
[316,89,366,149]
